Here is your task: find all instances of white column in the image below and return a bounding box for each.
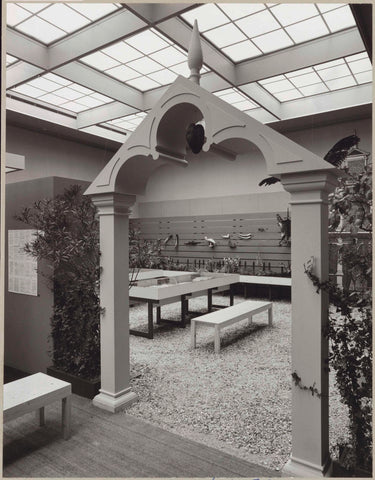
[281,171,339,477]
[91,192,138,413]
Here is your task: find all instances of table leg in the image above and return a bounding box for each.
[148,301,154,339]
[62,395,71,440]
[156,306,161,325]
[36,407,45,426]
[229,284,234,306]
[245,284,248,299]
[248,314,253,326]
[268,286,272,301]
[268,305,273,326]
[207,289,213,312]
[191,320,196,349]
[214,326,221,354]
[181,295,187,328]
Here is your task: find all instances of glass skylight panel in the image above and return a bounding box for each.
[81,52,120,70]
[102,42,142,63]
[317,4,344,13]
[299,83,329,96]
[149,47,186,67]
[148,69,178,85]
[170,63,190,77]
[106,65,140,82]
[235,10,280,37]
[326,76,356,90]
[289,72,321,88]
[355,71,372,84]
[252,29,293,54]
[69,3,119,21]
[318,64,351,81]
[345,52,368,62]
[125,30,170,55]
[38,3,91,33]
[16,16,66,43]
[218,3,265,20]
[181,4,229,31]
[126,77,160,92]
[315,58,344,70]
[8,3,121,45]
[263,78,294,94]
[273,89,303,101]
[222,40,262,62]
[323,5,356,32]
[6,54,18,66]
[127,57,162,75]
[214,87,257,110]
[6,4,32,27]
[204,23,246,48]
[234,99,257,111]
[9,73,114,113]
[270,3,319,26]
[286,16,329,43]
[347,58,372,74]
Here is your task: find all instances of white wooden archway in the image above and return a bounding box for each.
[85,24,341,477]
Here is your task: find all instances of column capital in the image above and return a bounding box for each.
[90,192,136,216]
[280,169,341,206]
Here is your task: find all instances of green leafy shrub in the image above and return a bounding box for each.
[15,185,101,380]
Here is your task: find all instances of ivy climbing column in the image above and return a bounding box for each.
[281,170,339,477]
[90,192,138,413]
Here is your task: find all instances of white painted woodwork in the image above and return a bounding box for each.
[281,170,339,477]
[188,20,203,84]
[3,372,72,440]
[191,300,273,353]
[130,273,239,301]
[91,193,138,413]
[239,275,291,287]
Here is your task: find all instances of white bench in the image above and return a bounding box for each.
[191,300,273,353]
[3,372,72,440]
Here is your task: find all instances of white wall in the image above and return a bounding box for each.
[6,125,115,184]
[135,117,371,217]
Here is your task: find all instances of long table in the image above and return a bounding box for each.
[129,272,240,339]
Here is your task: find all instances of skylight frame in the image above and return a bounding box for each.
[6,2,122,46]
[256,50,372,103]
[9,72,115,114]
[79,27,210,92]
[180,3,356,65]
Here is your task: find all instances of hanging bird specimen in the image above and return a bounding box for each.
[258,134,360,187]
[186,123,205,154]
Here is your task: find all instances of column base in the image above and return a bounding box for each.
[92,387,138,413]
[282,456,332,477]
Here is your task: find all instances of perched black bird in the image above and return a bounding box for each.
[258,134,360,186]
[186,123,205,154]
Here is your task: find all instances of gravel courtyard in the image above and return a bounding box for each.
[126,294,349,471]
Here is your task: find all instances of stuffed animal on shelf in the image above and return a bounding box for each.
[277,213,291,246]
[204,236,216,248]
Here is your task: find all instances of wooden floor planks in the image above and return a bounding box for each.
[3,394,279,478]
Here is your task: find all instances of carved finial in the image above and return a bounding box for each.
[188,20,203,84]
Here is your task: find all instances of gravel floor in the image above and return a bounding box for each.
[126,294,349,471]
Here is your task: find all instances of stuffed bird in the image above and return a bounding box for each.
[186,123,205,154]
[259,134,360,186]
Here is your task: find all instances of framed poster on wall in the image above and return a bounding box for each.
[8,229,38,296]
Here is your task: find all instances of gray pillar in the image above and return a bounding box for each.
[281,171,339,477]
[91,193,138,413]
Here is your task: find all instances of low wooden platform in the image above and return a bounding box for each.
[3,394,279,478]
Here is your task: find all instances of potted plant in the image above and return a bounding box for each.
[15,185,101,398]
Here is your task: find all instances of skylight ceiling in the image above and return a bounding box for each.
[80,29,209,92]
[6,3,121,45]
[9,73,114,113]
[181,3,356,62]
[5,3,372,144]
[257,52,372,102]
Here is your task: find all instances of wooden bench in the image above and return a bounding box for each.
[3,372,72,440]
[191,300,273,353]
[240,275,291,300]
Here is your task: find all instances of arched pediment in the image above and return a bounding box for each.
[85,75,336,197]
